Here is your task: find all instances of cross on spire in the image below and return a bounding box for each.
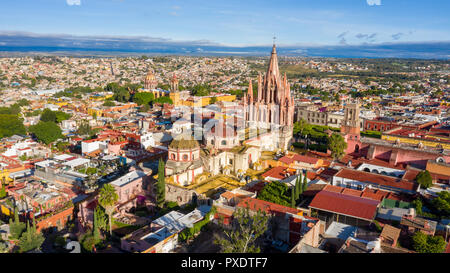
[273,36,277,45]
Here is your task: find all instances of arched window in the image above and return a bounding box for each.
[363,168,370,172]
[372,169,379,174]
[221,140,227,146]
[171,153,176,160]
[381,171,388,176]
[183,154,188,161]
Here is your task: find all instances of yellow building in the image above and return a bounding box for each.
[90,94,114,101]
[169,92,181,106]
[180,94,236,107]
[0,169,10,184]
[87,107,104,118]
[381,134,450,150]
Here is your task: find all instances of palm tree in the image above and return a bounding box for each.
[98,184,118,236]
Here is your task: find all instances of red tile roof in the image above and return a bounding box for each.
[292,154,320,165]
[309,190,380,221]
[322,184,343,193]
[323,185,390,201]
[237,197,299,216]
[342,188,363,197]
[334,168,417,192]
[361,189,389,201]
[279,156,294,165]
[402,169,421,182]
[261,166,295,180]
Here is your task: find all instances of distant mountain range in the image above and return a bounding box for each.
[0,32,449,59]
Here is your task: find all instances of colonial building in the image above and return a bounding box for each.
[243,44,295,151]
[144,69,158,90]
[165,137,203,186]
[169,73,182,106]
[341,101,362,154]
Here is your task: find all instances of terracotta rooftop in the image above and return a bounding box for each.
[291,154,320,165]
[334,168,418,192]
[402,169,421,181]
[261,166,296,180]
[309,189,380,221]
[237,197,299,216]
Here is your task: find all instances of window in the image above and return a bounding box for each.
[183,154,188,161]
[171,153,176,160]
[221,140,227,146]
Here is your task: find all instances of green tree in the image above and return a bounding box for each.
[93,207,101,242]
[415,170,433,189]
[290,187,295,208]
[328,133,347,161]
[18,220,44,253]
[431,191,450,217]
[293,118,307,136]
[98,184,118,236]
[412,231,446,253]
[94,206,109,232]
[77,120,92,136]
[156,159,166,207]
[0,185,6,199]
[133,92,155,106]
[302,172,308,193]
[105,82,120,92]
[103,101,116,107]
[210,97,218,104]
[257,181,290,207]
[16,99,29,107]
[138,104,150,112]
[29,121,63,145]
[412,199,423,214]
[191,84,212,97]
[0,241,8,253]
[40,108,57,123]
[80,231,100,252]
[0,114,26,138]
[154,96,173,105]
[295,175,300,200]
[298,173,303,196]
[9,208,26,240]
[113,88,131,102]
[214,205,269,253]
[54,111,71,123]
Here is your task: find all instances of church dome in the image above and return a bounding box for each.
[169,136,199,150]
[145,70,156,81]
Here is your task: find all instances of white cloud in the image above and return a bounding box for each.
[366,0,381,6]
[66,0,81,6]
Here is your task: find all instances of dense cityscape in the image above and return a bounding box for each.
[0,44,448,255]
[0,1,449,262]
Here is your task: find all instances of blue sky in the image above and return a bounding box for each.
[0,0,449,46]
